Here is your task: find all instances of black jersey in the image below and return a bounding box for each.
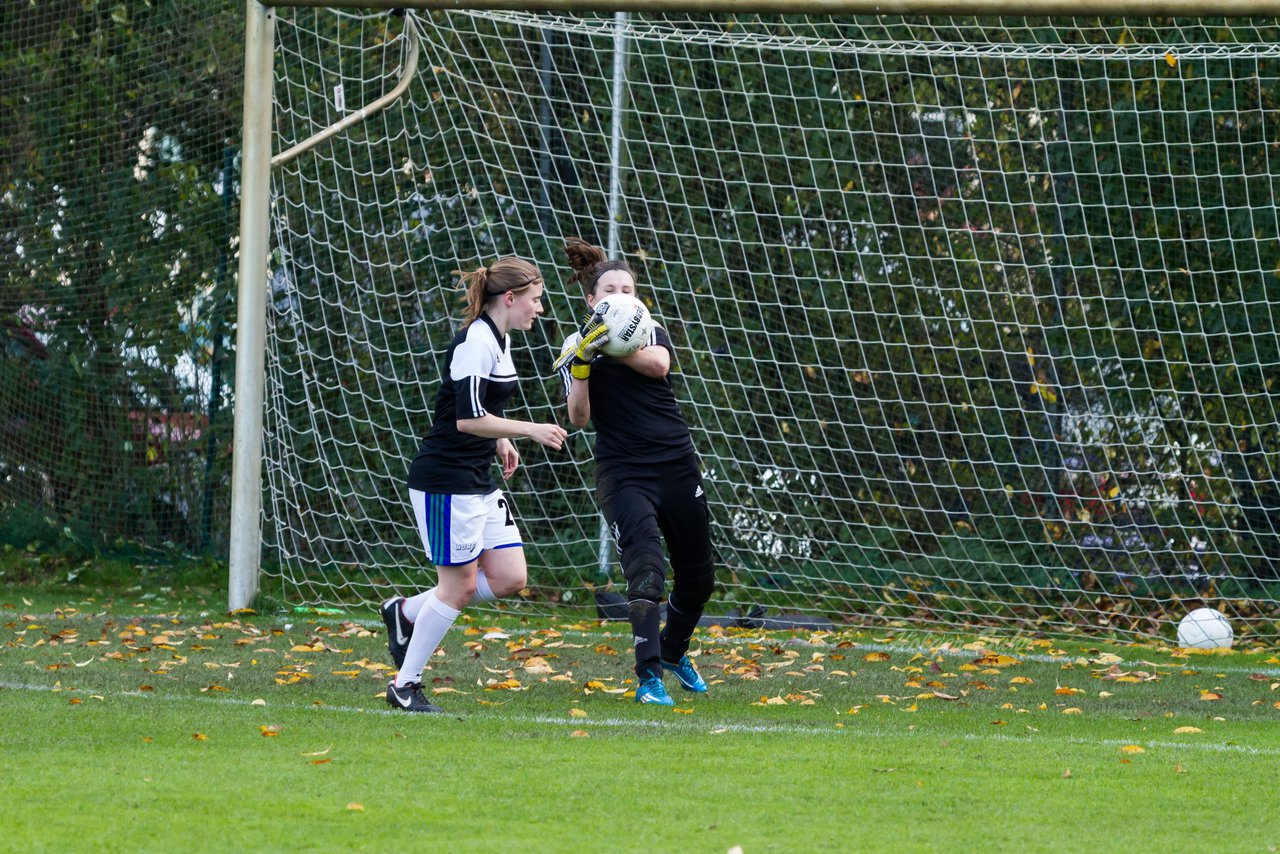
[558,323,695,469]
[408,314,517,494]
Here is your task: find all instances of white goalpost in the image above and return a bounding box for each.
[232,0,1280,641]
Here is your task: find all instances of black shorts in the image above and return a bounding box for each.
[596,454,714,581]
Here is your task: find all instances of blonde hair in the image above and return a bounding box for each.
[455,256,543,324]
[563,237,635,296]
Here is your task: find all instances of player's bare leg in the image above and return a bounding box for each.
[476,546,529,599]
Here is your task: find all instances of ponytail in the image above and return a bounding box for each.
[563,236,634,296]
[455,256,543,324]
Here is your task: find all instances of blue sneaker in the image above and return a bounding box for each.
[634,676,675,706]
[662,655,708,693]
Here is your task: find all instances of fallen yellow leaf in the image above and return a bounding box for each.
[569,708,587,718]
[1173,726,1203,734]
[1119,745,1145,754]
[485,678,523,691]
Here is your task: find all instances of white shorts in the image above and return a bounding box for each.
[409,488,523,567]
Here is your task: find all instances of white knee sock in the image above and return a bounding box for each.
[401,571,495,622]
[400,590,433,623]
[472,570,497,603]
[395,592,460,686]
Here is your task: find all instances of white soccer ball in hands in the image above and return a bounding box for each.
[593,294,654,357]
[1176,607,1233,650]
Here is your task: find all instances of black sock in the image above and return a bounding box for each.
[628,599,662,681]
[660,593,702,663]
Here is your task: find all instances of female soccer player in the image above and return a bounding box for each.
[554,237,716,706]
[383,257,567,714]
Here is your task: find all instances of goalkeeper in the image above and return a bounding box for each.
[554,237,717,707]
[383,257,567,714]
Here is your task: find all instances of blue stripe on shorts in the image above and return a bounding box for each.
[427,493,451,566]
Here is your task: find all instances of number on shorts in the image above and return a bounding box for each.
[496,496,514,527]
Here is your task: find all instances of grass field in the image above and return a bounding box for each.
[2,576,1280,852]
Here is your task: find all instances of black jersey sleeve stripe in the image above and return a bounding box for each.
[559,363,571,399]
[451,375,487,419]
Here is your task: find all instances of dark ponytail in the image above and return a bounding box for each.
[563,236,634,296]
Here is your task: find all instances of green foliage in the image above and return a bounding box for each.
[0,0,243,559]
[8,9,1280,623]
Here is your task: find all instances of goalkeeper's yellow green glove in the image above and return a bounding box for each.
[553,308,611,380]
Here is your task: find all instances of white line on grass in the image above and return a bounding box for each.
[3,678,1278,757]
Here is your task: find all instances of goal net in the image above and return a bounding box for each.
[263,9,1280,638]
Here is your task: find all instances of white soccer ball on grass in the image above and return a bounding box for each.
[1176,607,1233,650]
[594,294,654,358]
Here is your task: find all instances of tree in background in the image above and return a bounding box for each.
[0,0,242,553]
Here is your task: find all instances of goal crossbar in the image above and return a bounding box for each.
[258,0,1280,17]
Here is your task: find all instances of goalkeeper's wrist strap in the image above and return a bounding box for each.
[570,359,592,381]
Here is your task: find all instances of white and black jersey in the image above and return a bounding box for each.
[558,323,695,471]
[409,314,517,494]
